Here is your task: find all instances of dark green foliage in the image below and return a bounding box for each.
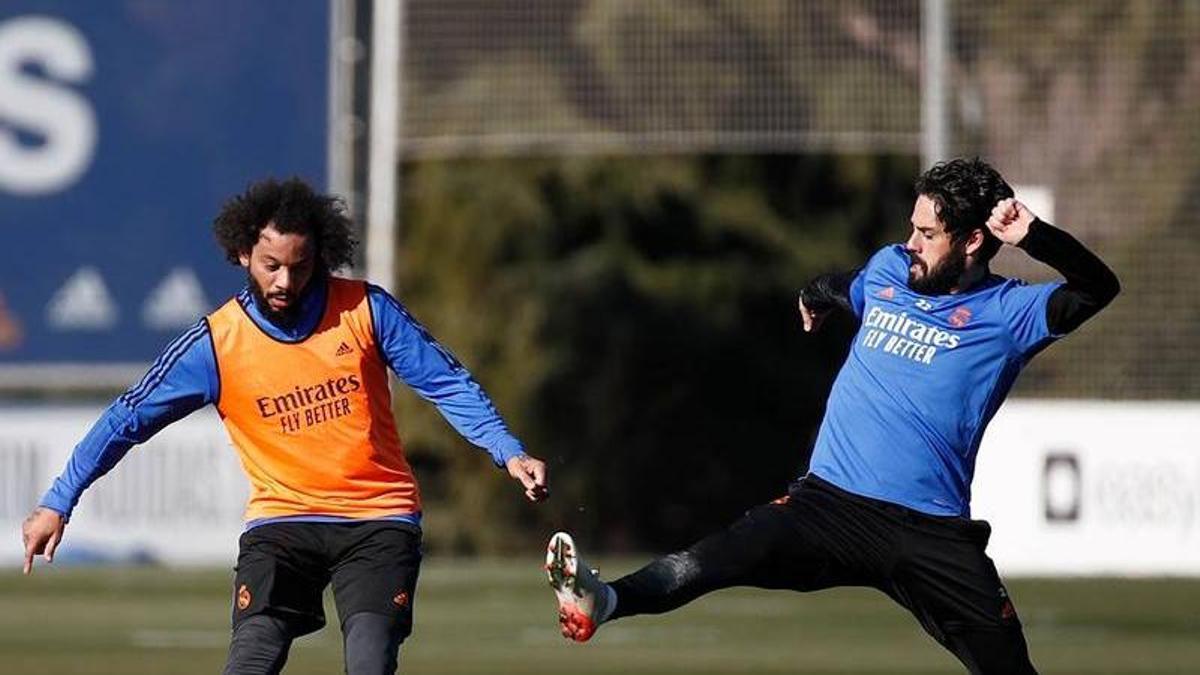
[392,154,917,553]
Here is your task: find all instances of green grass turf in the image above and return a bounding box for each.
[2,559,1197,674]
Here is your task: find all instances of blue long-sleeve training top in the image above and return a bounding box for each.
[40,274,524,522]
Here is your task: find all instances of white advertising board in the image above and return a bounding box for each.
[973,400,1200,576]
[2,400,1197,574]
[0,405,246,566]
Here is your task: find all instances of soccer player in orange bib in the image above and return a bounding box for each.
[21,178,549,674]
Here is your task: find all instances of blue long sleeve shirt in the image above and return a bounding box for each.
[40,276,525,520]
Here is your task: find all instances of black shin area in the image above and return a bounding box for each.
[342,611,406,675]
[608,549,710,619]
[609,503,800,620]
[223,614,294,675]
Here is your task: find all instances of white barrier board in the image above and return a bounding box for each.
[973,400,1200,576]
[0,405,246,566]
[2,400,1197,574]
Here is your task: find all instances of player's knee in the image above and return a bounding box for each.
[223,614,294,675]
[948,627,1037,675]
[342,611,408,675]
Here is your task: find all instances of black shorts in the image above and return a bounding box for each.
[231,520,422,638]
[752,476,1023,639]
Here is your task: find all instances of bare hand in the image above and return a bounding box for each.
[506,453,549,502]
[22,507,66,574]
[986,198,1036,246]
[798,296,828,333]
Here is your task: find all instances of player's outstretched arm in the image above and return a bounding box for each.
[21,507,65,574]
[988,198,1121,334]
[368,285,549,502]
[798,269,859,333]
[32,320,217,558]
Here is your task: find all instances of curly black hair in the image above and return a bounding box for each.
[212,177,357,271]
[914,158,1014,264]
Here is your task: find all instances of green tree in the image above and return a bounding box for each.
[393,153,914,553]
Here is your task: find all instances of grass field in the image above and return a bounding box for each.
[2,559,1198,674]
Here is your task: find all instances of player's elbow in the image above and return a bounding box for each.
[1096,268,1121,310]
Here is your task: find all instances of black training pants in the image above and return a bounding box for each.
[609,476,1036,675]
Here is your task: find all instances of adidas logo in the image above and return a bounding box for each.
[335,342,353,356]
[46,267,118,330]
[143,267,210,329]
[875,286,895,300]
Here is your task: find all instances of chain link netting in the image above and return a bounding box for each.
[398,0,1199,399]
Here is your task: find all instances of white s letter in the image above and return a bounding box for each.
[0,16,96,195]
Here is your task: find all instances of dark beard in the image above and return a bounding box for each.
[246,272,302,327]
[908,245,967,295]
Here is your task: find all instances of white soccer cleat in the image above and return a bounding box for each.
[545,531,611,642]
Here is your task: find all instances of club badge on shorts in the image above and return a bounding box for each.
[237,584,252,611]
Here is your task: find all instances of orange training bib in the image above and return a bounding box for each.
[207,278,420,521]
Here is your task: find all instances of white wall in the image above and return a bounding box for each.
[2,400,1198,574]
[0,406,245,566]
[973,399,1200,576]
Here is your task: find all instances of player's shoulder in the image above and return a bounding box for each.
[322,275,373,313]
[360,280,417,330]
[206,289,252,333]
[860,244,910,282]
[983,274,1062,312]
[209,289,248,316]
[963,274,1061,329]
[357,277,401,303]
[977,274,1045,300]
[329,275,370,295]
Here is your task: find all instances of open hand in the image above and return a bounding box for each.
[22,507,66,574]
[506,453,549,502]
[798,296,828,333]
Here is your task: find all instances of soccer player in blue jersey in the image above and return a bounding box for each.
[545,158,1119,674]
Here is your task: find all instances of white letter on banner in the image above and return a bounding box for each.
[0,16,97,196]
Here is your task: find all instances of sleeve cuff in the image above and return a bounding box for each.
[1015,218,1047,252]
[39,484,75,520]
[490,437,525,468]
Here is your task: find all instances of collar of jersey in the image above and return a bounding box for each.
[236,274,328,343]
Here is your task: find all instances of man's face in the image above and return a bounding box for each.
[905,194,968,295]
[238,224,316,323]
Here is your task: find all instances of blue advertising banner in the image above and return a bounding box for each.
[0,2,328,386]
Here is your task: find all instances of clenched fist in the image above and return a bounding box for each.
[986,198,1037,246]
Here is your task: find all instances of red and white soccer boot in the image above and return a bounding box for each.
[545,531,613,642]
